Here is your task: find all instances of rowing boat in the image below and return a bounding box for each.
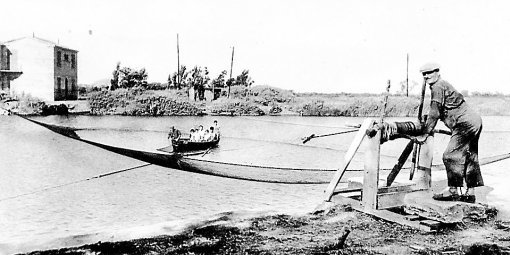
[172,137,220,152]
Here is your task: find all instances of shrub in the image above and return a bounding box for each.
[88,88,203,116]
[209,98,265,116]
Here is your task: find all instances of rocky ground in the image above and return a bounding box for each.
[23,203,510,255]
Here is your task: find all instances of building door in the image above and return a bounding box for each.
[65,78,68,99]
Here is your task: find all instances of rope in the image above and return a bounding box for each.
[184,169,331,185]
[302,129,359,143]
[239,116,359,128]
[225,135,399,159]
[184,151,510,173]
[77,126,510,134]
[183,156,406,172]
[0,163,152,202]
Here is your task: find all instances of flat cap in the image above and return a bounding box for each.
[419,62,440,73]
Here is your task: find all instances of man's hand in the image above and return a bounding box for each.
[365,123,384,138]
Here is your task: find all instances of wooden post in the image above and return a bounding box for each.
[418,80,427,123]
[177,33,180,90]
[406,53,409,97]
[324,118,373,202]
[228,46,234,99]
[362,128,381,211]
[414,135,434,190]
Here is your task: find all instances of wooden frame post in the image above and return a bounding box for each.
[324,118,373,202]
[362,127,381,211]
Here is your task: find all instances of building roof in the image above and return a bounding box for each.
[2,36,78,52]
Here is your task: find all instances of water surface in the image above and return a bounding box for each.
[1,115,509,254]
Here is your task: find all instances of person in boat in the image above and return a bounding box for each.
[197,125,205,141]
[189,128,198,142]
[209,126,217,140]
[419,62,483,203]
[167,126,181,141]
[213,120,220,138]
[203,129,213,141]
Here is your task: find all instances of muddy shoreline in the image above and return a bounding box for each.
[22,203,510,255]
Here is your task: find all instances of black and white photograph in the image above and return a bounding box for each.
[1,0,510,254]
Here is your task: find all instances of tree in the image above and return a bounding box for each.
[111,63,148,89]
[167,74,173,89]
[211,70,227,88]
[186,66,210,101]
[168,65,188,89]
[399,80,418,95]
[210,70,227,100]
[235,69,254,87]
[110,62,121,90]
[118,67,148,88]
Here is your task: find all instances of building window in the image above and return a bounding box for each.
[64,54,69,62]
[71,54,76,69]
[57,51,62,67]
[57,77,61,89]
[6,50,10,69]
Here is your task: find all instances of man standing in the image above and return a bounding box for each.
[420,63,483,203]
[168,126,181,141]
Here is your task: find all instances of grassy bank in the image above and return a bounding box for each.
[84,86,510,117]
[11,86,510,117]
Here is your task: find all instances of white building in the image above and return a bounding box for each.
[3,36,78,101]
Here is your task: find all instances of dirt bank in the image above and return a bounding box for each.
[23,204,510,255]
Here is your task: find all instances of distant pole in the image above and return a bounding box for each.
[177,34,180,89]
[228,46,234,98]
[406,53,409,97]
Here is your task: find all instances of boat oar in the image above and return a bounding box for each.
[201,147,213,157]
[302,129,359,144]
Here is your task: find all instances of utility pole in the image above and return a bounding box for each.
[177,33,180,90]
[406,53,409,97]
[228,46,234,98]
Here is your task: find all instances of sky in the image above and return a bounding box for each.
[1,0,509,94]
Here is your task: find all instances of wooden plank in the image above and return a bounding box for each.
[362,129,380,210]
[419,219,442,230]
[324,118,373,201]
[334,183,417,195]
[358,208,432,232]
[405,215,421,221]
[329,194,432,231]
[329,193,363,209]
[376,191,406,210]
[333,187,362,194]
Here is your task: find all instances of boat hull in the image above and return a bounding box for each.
[172,138,220,152]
